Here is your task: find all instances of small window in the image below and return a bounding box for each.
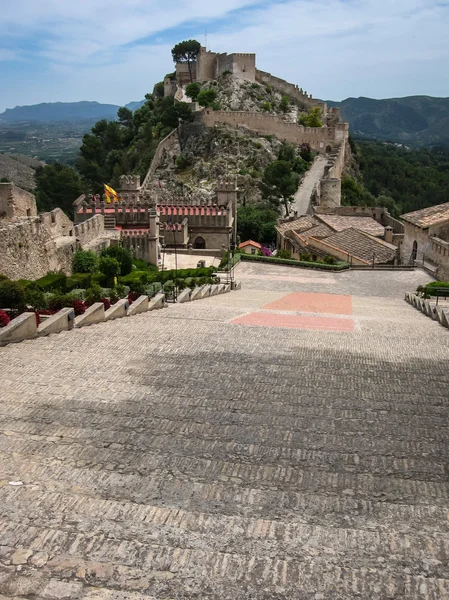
[51,213,56,224]
[251,247,256,255]
[26,208,31,217]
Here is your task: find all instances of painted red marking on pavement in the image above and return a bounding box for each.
[263,292,352,315]
[231,312,354,332]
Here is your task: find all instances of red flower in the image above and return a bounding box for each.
[100,298,111,311]
[0,310,10,328]
[73,300,85,316]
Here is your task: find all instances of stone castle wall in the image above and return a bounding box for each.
[0,209,76,280]
[74,214,105,246]
[0,183,37,220]
[141,129,180,191]
[199,109,340,151]
[255,69,324,111]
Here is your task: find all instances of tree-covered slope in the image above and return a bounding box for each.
[328,96,449,146]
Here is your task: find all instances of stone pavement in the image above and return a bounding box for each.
[0,263,449,599]
[291,154,327,216]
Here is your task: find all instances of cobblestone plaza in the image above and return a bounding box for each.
[0,263,448,599]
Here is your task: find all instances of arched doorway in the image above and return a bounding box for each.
[326,145,332,153]
[412,240,418,261]
[194,236,206,249]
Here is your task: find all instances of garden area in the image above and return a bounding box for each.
[0,247,219,328]
[219,248,349,271]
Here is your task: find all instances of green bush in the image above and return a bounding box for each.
[34,272,67,292]
[90,272,108,287]
[277,249,292,259]
[0,280,26,309]
[176,154,193,170]
[261,102,272,112]
[72,250,98,274]
[197,88,217,108]
[66,273,91,291]
[101,246,133,276]
[99,256,120,287]
[85,284,103,304]
[0,274,9,282]
[67,289,86,301]
[25,288,47,310]
[185,82,201,101]
[17,279,32,289]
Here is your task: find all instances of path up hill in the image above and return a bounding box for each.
[328,96,449,146]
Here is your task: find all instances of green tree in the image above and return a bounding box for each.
[237,204,278,245]
[299,107,322,127]
[185,82,201,101]
[117,107,133,127]
[197,89,217,108]
[35,163,83,215]
[263,160,299,216]
[101,246,133,275]
[160,103,194,128]
[280,95,290,113]
[171,39,201,83]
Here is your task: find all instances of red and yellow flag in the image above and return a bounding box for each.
[104,184,118,203]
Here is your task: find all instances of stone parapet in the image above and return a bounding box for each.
[148,293,165,310]
[0,313,37,346]
[105,299,129,320]
[177,289,191,303]
[128,295,149,316]
[38,308,75,336]
[75,303,105,328]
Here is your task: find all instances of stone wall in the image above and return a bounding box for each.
[255,69,323,111]
[0,183,37,219]
[74,215,105,246]
[216,53,256,81]
[0,208,76,280]
[199,109,336,152]
[141,129,180,191]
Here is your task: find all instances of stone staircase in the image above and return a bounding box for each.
[103,214,116,230]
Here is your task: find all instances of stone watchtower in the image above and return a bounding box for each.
[216,178,238,246]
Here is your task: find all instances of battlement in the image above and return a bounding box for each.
[216,178,238,193]
[119,174,141,192]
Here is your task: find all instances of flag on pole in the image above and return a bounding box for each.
[104,184,118,203]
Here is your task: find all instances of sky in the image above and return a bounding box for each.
[0,0,448,112]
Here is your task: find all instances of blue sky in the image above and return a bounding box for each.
[0,0,448,112]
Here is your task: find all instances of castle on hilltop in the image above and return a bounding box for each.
[164,46,324,113]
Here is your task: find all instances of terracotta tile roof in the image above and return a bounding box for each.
[400,202,449,228]
[310,228,397,264]
[77,205,227,217]
[275,215,317,235]
[296,224,333,243]
[239,240,262,249]
[316,214,385,237]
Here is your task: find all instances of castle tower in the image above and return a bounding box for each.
[119,175,141,197]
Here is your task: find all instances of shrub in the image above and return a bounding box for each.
[240,253,349,270]
[176,154,194,170]
[281,95,290,112]
[0,310,10,328]
[72,250,98,274]
[67,288,86,301]
[197,88,217,108]
[101,246,133,275]
[221,69,232,76]
[48,293,72,312]
[90,272,108,287]
[0,274,8,282]
[25,288,47,310]
[0,280,26,309]
[66,273,91,291]
[100,298,111,310]
[185,82,201,101]
[73,300,86,316]
[34,272,67,292]
[261,102,272,112]
[128,291,140,303]
[85,284,103,305]
[277,249,292,260]
[99,256,120,287]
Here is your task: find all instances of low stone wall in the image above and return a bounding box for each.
[0,183,37,220]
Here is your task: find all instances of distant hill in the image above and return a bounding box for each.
[0,100,145,123]
[327,96,449,146]
[0,153,40,189]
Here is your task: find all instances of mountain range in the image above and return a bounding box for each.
[327,96,449,146]
[0,100,145,123]
[1,95,449,146]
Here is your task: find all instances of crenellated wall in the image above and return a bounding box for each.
[199,109,339,152]
[74,214,105,246]
[0,208,76,280]
[255,69,324,111]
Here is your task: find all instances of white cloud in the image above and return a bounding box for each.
[0,0,448,110]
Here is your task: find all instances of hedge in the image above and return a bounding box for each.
[34,272,67,292]
[66,273,91,291]
[239,254,350,271]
